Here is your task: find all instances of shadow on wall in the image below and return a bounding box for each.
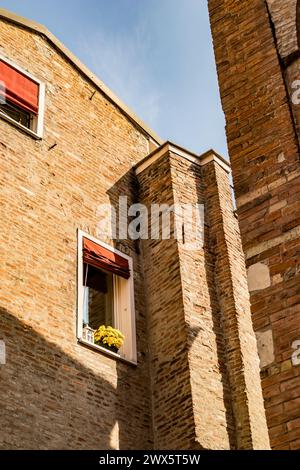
[0,306,146,450]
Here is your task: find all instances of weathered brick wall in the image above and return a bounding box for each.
[208,0,300,450]
[136,147,269,449]
[137,152,197,450]
[0,18,153,450]
[169,153,236,450]
[266,0,298,58]
[201,159,269,449]
[266,0,300,150]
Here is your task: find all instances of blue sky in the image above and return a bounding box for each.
[0,0,228,156]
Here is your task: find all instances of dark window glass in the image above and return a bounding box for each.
[0,100,32,128]
[83,264,114,330]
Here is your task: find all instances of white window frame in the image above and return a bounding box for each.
[0,53,45,139]
[77,229,137,365]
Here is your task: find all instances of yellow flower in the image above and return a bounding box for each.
[94,325,125,350]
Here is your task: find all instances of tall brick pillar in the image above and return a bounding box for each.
[135,142,270,449]
[201,154,270,450]
[208,0,300,449]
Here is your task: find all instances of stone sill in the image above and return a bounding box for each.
[78,338,137,367]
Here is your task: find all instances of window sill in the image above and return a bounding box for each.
[78,338,137,366]
[0,111,42,140]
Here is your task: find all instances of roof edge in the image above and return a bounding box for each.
[199,149,231,173]
[0,8,162,145]
[135,142,231,175]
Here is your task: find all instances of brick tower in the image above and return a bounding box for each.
[208,0,300,450]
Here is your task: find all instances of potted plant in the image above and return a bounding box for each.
[94,325,125,353]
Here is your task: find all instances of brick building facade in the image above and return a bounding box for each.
[0,9,269,449]
[208,0,300,450]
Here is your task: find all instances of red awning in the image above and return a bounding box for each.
[83,264,108,293]
[0,60,39,115]
[83,237,130,279]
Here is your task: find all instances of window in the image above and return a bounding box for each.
[83,265,114,331]
[0,56,45,138]
[77,230,137,364]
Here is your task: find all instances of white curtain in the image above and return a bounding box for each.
[113,275,134,361]
[83,286,89,325]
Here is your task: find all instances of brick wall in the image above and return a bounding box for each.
[136,146,269,449]
[0,17,152,450]
[137,152,197,449]
[208,0,300,450]
[169,153,234,449]
[201,159,270,449]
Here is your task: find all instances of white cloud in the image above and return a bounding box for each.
[77,21,161,127]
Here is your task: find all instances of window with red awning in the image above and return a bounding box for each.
[82,237,130,280]
[0,59,39,115]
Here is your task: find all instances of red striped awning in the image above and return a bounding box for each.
[0,59,39,114]
[83,238,130,279]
